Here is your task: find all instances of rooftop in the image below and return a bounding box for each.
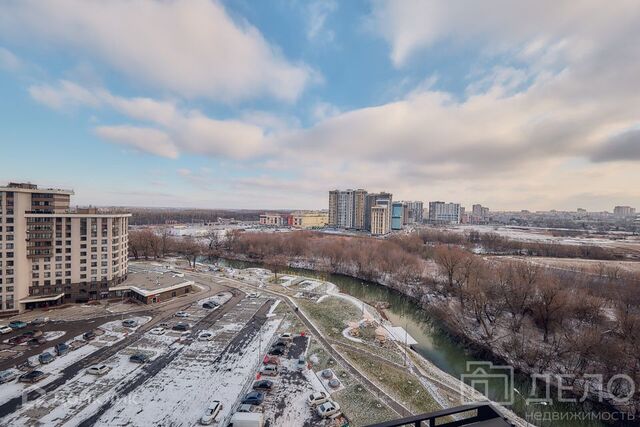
[1,182,74,195]
[110,265,193,297]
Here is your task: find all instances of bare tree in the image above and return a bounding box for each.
[531,276,569,343]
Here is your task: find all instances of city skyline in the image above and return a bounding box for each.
[1,1,640,211]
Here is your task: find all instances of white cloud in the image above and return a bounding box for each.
[1,0,313,102]
[0,46,21,71]
[94,126,179,159]
[307,0,337,42]
[30,80,269,159]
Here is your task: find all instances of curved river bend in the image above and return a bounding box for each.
[215,258,609,427]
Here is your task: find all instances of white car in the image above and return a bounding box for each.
[0,325,12,334]
[317,401,341,418]
[149,327,166,335]
[175,311,190,318]
[0,369,18,384]
[247,292,260,298]
[199,401,222,425]
[198,331,214,341]
[86,365,111,376]
[307,391,329,406]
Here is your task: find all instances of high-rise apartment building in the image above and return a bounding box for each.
[428,201,461,224]
[328,189,367,229]
[364,192,392,230]
[370,205,390,235]
[614,206,636,217]
[391,202,404,230]
[0,182,130,315]
[403,201,424,224]
[353,189,367,230]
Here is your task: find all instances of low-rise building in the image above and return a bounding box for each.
[290,211,328,229]
[259,213,287,226]
[109,267,193,304]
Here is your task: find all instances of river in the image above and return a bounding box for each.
[214,257,611,427]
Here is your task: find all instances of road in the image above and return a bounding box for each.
[0,275,244,419]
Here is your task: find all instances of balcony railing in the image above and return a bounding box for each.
[365,403,514,427]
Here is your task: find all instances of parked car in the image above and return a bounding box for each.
[28,336,46,345]
[237,404,261,413]
[9,321,27,330]
[241,391,265,406]
[172,323,189,332]
[27,330,44,338]
[317,401,341,418]
[199,401,222,425]
[0,370,18,384]
[274,339,289,347]
[252,380,273,391]
[55,342,70,356]
[31,317,50,326]
[83,331,96,341]
[280,332,293,341]
[307,391,329,406]
[260,364,278,376]
[9,335,31,345]
[198,331,214,341]
[247,292,259,298]
[87,365,111,375]
[38,352,55,364]
[202,302,219,309]
[122,319,138,328]
[268,347,284,356]
[129,353,150,364]
[149,327,166,335]
[19,370,46,383]
[229,412,264,427]
[0,325,13,334]
[174,311,190,318]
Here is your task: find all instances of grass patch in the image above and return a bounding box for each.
[334,384,398,427]
[339,346,441,414]
[298,296,362,340]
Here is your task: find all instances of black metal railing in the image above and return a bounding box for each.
[365,402,514,427]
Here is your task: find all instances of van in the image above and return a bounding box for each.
[260,364,278,376]
[229,412,264,427]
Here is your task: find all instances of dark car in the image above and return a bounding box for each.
[129,353,150,364]
[19,370,46,383]
[8,335,30,345]
[273,340,287,348]
[55,343,70,356]
[28,336,46,345]
[38,352,55,364]
[9,321,27,330]
[241,391,265,406]
[268,347,285,356]
[252,380,273,391]
[83,331,96,341]
[172,323,189,332]
[202,302,219,309]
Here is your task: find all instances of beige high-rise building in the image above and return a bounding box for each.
[353,189,367,230]
[0,182,130,315]
[370,205,390,235]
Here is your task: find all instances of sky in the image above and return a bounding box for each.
[0,0,639,211]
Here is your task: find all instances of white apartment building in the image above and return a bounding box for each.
[428,201,461,224]
[0,183,130,315]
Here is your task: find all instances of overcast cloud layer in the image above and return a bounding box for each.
[1,0,639,210]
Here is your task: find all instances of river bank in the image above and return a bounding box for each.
[211,253,622,427]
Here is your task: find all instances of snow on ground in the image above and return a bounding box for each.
[44,331,66,341]
[266,299,281,317]
[197,291,232,307]
[93,318,281,427]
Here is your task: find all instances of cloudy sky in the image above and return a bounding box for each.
[1,0,639,211]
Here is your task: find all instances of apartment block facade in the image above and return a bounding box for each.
[291,211,329,229]
[391,202,404,230]
[370,205,390,235]
[0,183,130,315]
[328,189,367,229]
[428,201,462,224]
[364,192,392,231]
